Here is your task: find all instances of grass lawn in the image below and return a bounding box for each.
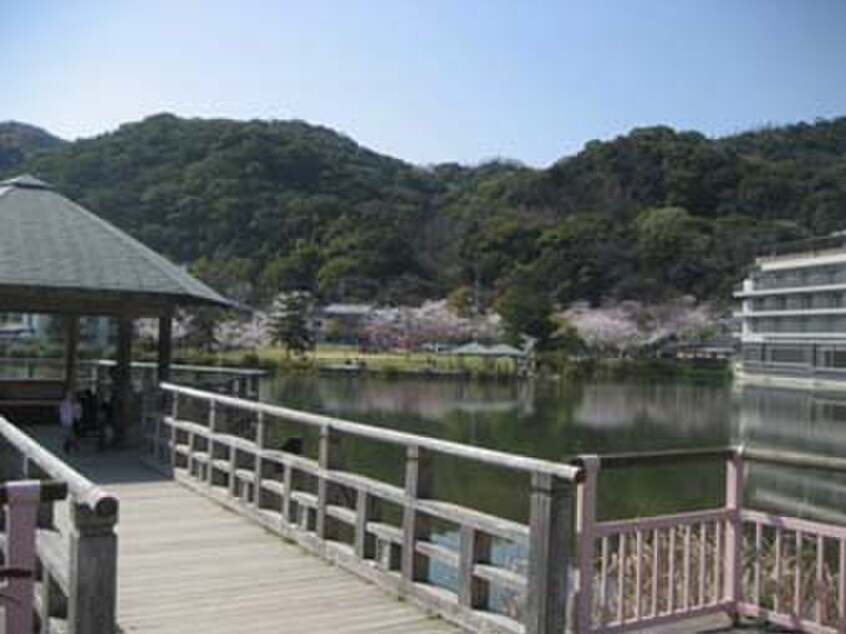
[215,344,518,374]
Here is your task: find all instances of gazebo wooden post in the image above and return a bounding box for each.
[64,315,80,395]
[113,316,133,444]
[157,307,174,385]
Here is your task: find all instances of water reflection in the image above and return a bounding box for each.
[265,375,734,520]
[735,385,846,523]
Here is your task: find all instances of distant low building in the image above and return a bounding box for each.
[734,232,846,389]
[314,303,374,343]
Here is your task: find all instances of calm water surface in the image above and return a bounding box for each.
[261,374,846,525]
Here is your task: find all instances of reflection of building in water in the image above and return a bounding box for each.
[573,383,731,431]
[735,385,846,523]
[735,233,846,391]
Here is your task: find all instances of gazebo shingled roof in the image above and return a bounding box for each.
[0,174,231,316]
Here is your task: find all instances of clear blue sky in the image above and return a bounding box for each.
[4,0,846,166]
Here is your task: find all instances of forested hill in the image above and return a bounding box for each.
[0,122,64,169]
[3,113,846,309]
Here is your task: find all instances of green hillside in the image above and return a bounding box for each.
[0,121,65,170]
[4,114,846,309]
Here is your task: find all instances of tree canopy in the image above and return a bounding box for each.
[2,114,845,311]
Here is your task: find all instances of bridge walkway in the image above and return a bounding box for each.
[31,427,459,634]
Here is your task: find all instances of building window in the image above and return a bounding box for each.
[767,346,809,365]
[742,345,763,362]
[819,347,846,368]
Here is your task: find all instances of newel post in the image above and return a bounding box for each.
[68,501,118,634]
[574,455,599,633]
[526,471,573,634]
[724,446,744,615]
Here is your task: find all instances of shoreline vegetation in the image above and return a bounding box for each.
[0,339,732,384]
[164,345,734,384]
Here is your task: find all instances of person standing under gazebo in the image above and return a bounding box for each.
[59,391,81,453]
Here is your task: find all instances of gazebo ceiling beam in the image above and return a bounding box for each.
[0,288,184,318]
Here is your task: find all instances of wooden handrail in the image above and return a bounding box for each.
[161,382,579,481]
[0,416,117,516]
[573,447,737,470]
[572,445,846,474]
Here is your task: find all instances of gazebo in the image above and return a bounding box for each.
[0,174,232,438]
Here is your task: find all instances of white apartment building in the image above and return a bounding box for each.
[735,233,846,389]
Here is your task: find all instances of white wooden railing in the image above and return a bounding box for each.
[147,382,580,634]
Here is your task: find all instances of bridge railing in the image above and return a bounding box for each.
[572,447,846,634]
[149,382,580,634]
[0,415,118,634]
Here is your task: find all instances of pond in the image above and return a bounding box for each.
[262,374,846,523]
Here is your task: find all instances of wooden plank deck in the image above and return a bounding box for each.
[29,428,460,634]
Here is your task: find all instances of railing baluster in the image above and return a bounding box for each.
[651,528,659,617]
[816,535,824,625]
[635,530,642,620]
[839,538,846,632]
[683,524,691,610]
[668,528,676,613]
[754,521,762,607]
[794,530,803,617]
[713,519,721,604]
[601,535,609,617]
[698,522,706,607]
[617,533,626,623]
[774,527,783,613]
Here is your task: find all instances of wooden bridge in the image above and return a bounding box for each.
[2,380,846,633]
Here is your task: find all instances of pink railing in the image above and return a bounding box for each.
[0,480,67,633]
[572,448,846,634]
[738,510,846,633]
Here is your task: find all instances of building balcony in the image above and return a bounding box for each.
[734,307,846,319]
[733,282,846,298]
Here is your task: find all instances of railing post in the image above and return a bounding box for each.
[526,471,573,634]
[5,481,40,634]
[254,411,265,508]
[458,525,492,609]
[68,502,118,634]
[724,447,743,616]
[206,401,217,485]
[402,445,433,588]
[575,455,599,633]
[317,425,343,540]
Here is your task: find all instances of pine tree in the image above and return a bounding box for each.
[268,291,315,358]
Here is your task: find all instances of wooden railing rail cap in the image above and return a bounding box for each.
[160,382,580,481]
